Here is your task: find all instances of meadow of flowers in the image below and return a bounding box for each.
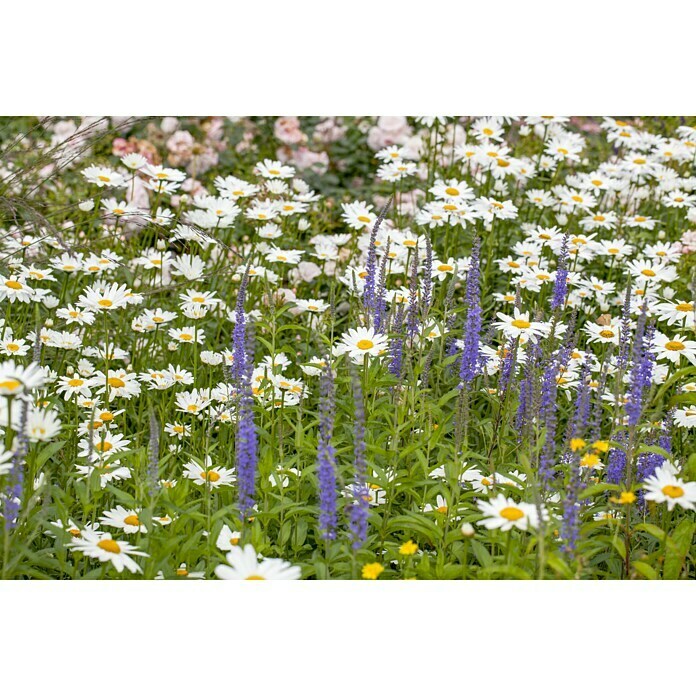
[1,115,695,581]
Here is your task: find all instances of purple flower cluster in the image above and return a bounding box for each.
[348,370,368,550]
[459,236,482,384]
[316,361,338,540]
[550,233,569,311]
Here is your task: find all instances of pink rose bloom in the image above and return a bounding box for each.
[112,137,134,157]
[367,116,412,151]
[291,261,322,283]
[313,117,346,144]
[291,147,329,173]
[188,146,218,176]
[167,130,195,154]
[378,116,408,132]
[274,116,306,145]
[679,230,696,254]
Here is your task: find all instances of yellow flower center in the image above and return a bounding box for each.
[511,319,530,329]
[176,568,189,576]
[98,299,113,307]
[599,330,615,339]
[641,269,656,277]
[108,377,126,388]
[357,215,371,223]
[179,333,193,341]
[123,515,140,526]
[268,169,280,175]
[500,507,524,521]
[97,175,111,182]
[95,441,113,452]
[662,485,684,499]
[0,379,21,392]
[437,264,453,272]
[5,280,23,290]
[676,303,693,312]
[246,574,266,580]
[200,470,221,482]
[357,339,374,350]
[445,187,460,196]
[97,539,121,553]
[6,343,20,352]
[665,341,685,351]
[68,378,84,387]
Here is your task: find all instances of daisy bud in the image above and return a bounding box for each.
[156,239,167,250]
[461,522,475,538]
[658,230,665,240]
[45,319,54,328]
[79,200,95,212]
[167,341,177,351]
[556,213,568,226]
[298,218,310,231]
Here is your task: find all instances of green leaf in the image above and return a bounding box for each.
[633,561,657,580]
[664,519,694,580]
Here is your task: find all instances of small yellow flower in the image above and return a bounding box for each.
[570,438,586,452]
[610,491,636,505]
[592,440,609,453]
[362,562,384,580]
[399,540,418,556]
[580,453,600,468]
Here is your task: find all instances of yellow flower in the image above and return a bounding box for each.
[580,453,600,468]
[362,562,384,580]
[592,440,609,453]
[570,438,586,452]
[399,540,418,556]
[610,491,636,505]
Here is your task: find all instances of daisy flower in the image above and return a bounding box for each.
[99,506,148,534]
[493,309,549,340]
[334,327,388,361]
[477,494,543,531]
[78,283,131,312]
[256,159,295,179]
[0,360,46,396]
[214,544,301,580]
[643,465,696,511]
[216,524,242,550]
[183,456,235,488]
[82,166,126,188]
[68,531,148,573]
[652,333,696,365]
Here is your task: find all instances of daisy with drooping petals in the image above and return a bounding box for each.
[68,531,147,573]
[78,283,131,312]
[99,506,148,534]
[214,544,301,580]
[216,524,242,550]
[183,456,235,488]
